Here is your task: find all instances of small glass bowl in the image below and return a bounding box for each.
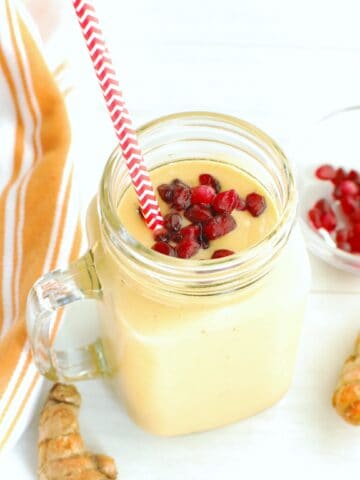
[298,106,360,275]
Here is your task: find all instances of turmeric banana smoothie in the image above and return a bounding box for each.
[87,155,310,436]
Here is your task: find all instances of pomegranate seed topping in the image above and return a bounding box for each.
[172,178,190,188]
[315,164,336,180]
[337,180,359,197]
[235,194,246,211]
[171,184,191,210]
[211,249,235,259]
[176,239,200,259]
[170,232,182,243]
[184,204,213,223]
[153,174,272,259]
[212,189,238,214]
[154,228,170,242]
[178,224,201,241]
[204,214,236,240]
[152,241,176,256]
[191,185,216,205]
[308,208,322,229]
[164,212,183,232]
[199,229,210,249]
[199,173,221,193]
[332,167,347,185]
[157,184,174,203]
[246,193,267,217]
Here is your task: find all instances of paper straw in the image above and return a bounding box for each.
[72,0,163,231]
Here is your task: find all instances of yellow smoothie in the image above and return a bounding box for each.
[87,159,310,436]
[118,160,278,258]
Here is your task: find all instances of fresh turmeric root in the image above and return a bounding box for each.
[333,334,360,425]
[38,383,117,480]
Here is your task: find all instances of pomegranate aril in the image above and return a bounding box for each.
[176,239,200,259]
[190,185,216,205]
[154,229,170,242]
[350,208,360,223]
[172,178,190,188]
[337,180,359,197]
[314,198,332,213]
[212,189,238,214]
[211,249,235,259]
[311,164,360,254]
[235,194,246,211]
[315,164,336,180]
[171,184,191,211]
[204,214,236,240]
[199,173,221,193]
[184,204,213,223]
[352,223,360,237]
[332,167,347,185]
[246,193,266,217]
[179,224,201,241]
[158,184,174,203]
[321,211,337,232]
[164,212,182,232]
[349,234,360,253]
[152,241,176,257]
[348,170,359,183]
[308,208,322,229]
[340,195,359,216]
[308,198,337,232]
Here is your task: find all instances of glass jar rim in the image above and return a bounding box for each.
[99,111,297,282]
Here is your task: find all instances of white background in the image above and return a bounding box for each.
[3,0,360,478]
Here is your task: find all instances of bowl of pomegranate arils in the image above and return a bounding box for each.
[298,106,360,273]
[300,163,360,274]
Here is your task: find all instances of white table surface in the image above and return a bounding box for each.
[2,0,360,478]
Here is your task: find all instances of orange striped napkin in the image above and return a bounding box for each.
[0,0,81,452]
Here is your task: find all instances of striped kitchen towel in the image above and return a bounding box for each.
[0,0,81,452]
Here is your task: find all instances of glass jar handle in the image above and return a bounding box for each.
[26,249,108,382]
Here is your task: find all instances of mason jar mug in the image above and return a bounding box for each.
[27,112,311,436]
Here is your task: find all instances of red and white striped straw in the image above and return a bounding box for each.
[72,0,163,231]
